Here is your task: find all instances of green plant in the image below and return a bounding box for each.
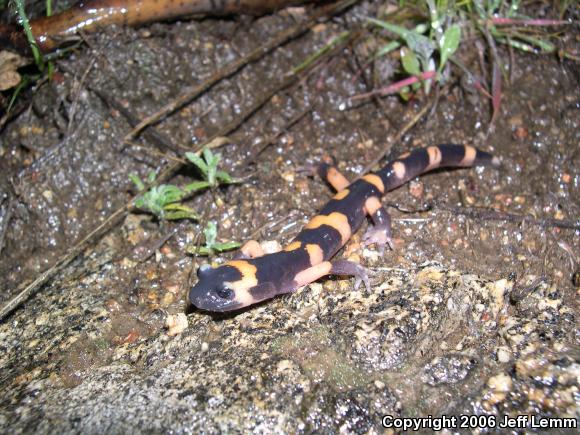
[130,147,236,221]
[184,147,234,189]
[357,0,575,119]
[368,0,462,97]
[12,0,44,70]
[186,221,240,256]
[130,171,199,221]
[470,0,568,56]
[6,0,55,113]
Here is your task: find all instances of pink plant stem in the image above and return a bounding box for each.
[490,18,569,26]
[351,70,436,100]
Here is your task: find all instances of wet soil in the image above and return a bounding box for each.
[0,0,578,433]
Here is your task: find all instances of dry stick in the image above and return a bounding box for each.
[390,201,580,231]
[59,61,184,155]
[0,99,27,132]
[358,98,435,176]
[436,204,580,231]
[0,18,358,322]
[92,87,183,154]
[124,0,358,142]
[66,56,97,137]
[0,194,14,256]
[244,106,312,165]
[0,75,49,133]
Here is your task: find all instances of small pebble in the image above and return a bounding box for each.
[497,347,511,363]
[166,313,188,336]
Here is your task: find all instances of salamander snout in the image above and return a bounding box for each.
[189,264,243,312]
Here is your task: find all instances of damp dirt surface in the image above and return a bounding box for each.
[0,1,578,433]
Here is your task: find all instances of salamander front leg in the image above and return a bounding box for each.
[294,260,371,292]
[363,197,394,254]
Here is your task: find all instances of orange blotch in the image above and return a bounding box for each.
[305,212,351,245]
[362,174,385,193]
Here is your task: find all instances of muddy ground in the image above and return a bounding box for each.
[0,0,578,433]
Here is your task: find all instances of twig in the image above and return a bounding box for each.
[244,106,312,165]
[17,114,89,178]
[435,203,580,231]
[358,97,435,175]
[348,45,394,127]
[91,87,183,154]
[0,193,14,256]
[57,61,184,155]
[67,56,97,137]
[123,0,358,142]
[123,141,187,164]
[0,76,48,133]
[132,227,179,264]
[0,99,27,132]
[387,200,580,231]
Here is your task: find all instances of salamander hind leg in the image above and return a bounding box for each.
[293,260,371,292]
[330,260,371,292]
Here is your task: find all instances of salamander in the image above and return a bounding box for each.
[0,0,322,53]
[189,144,499,312]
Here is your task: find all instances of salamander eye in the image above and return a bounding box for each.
[215,285,234,300]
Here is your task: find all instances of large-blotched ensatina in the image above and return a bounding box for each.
[189,144,499,312]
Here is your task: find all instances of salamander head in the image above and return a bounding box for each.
[190,260,283,312]
[189,264,244,312]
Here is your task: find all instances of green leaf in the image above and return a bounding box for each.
[203,148,220,168]
[164,203,198,219]
[514,33,555,53]
[212,242,241,252]
[183,181,211,193]
[157,184,185,204]
[368,17,434,72]
[163,203,198,220]
[13,0,44,70]
[375,41,400,59]
[203,221,218,247]
[134,197,145,208]
[206,164,217,186]
[399,85,412,101]
[368,18,412,40]
[439,24,461,71]
[185,245,213,256]
[401,47,421,76]
[185,152,208,176]
[146,171,157,184]
[138,190,164,215]
[215,170,234,184]
[129,173,145,191]
[405,32,435,67]
[203,148,221,186]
